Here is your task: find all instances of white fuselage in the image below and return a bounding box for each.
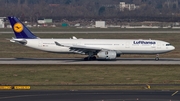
[23,39,175,54]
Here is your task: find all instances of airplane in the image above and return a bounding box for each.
[8,16,175,61]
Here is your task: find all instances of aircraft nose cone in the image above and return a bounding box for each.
[171,46,175,50]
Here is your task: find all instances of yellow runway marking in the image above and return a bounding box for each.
[14,86,30,90]
[146,84,151,89]
[171,91,178,96]
[0,86,12,90]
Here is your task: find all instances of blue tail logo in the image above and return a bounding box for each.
[8,17,37,39]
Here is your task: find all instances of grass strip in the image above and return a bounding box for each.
[0,64,180,90]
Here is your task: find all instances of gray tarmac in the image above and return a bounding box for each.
[0,58,180,65]
[0,90,179,101]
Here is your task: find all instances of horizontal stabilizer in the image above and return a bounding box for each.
[10,38,27,44]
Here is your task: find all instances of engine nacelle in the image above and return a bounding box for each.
[97,51,117,59]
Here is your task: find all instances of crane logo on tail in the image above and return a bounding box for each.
[13,23,23,33]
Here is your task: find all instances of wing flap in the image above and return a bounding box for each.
[55,41,103,50]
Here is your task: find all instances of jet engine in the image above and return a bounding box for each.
[97,51,117,59]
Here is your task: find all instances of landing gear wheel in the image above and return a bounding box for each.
[155,54,159,61]
[84,56,96,61]
[84,57,89,61]
[155,57,159,61]
[90,56,96,60]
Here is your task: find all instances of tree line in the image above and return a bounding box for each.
[1,0,180,22]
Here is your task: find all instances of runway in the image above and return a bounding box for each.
[0,58,180,65]
[0,90,179,101]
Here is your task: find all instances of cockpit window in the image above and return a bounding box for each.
[166,44,172,46]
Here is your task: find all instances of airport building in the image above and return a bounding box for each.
[119,2,139,11]
[95,21,106,28]
[38,19,52,24]
[0,17,6,28]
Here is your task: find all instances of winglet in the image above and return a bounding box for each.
[72,36,77,39]
[8,17,37,39]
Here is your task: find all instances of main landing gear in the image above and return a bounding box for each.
[155,54,159,61]
[84,56,96,61]
[84,52,97,61]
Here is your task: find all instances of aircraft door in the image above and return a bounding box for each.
[38,40,43,47]
[157,42,161,50]
[125,42,130,48]
[151,42,156,51]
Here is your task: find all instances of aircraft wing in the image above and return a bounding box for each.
[55,41,103,54]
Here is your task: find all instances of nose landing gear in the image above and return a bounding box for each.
[155,54,159,61]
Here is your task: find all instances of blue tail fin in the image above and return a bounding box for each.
[8,17,37,39]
